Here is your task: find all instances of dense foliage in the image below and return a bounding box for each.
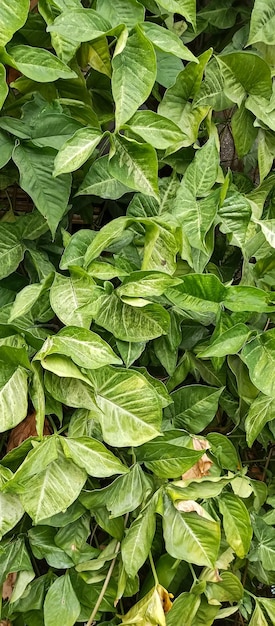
[1,0,275,624]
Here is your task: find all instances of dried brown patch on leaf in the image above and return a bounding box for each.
[181,437,213,480]
[6,411,51,452]
[175,499,208,517]
[2,572,17,600]
[157,584,174,613]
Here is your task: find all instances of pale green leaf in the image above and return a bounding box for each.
[248,603,268,626]
[141,22,197,61]
[127,110,184,149]
[7,45,77,82]
[35,326,121,369]
[109,134,159,199]
[245,393,275,447]
[50,270,95,328]
[163,494,220,567]
[76,155,132,199]
[47,8,111,42]
[0,223,25,280]
[121,497,156,578]
[61,437,128,477]
[0,0,29,47]
[18,449,87,523]
[0,366,28,433]
[248,0,275,45]
[219,493,252,558]
[81,288,170,342]
[112,26,156,129]
[96,0,145,29]
[157,0,196,28]
[54,127,103,175]
[88,366,162,446]
[241,328,275,396]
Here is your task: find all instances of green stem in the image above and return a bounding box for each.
[149,551,159,587]
[189,563,198,582]
[87,540,121,626]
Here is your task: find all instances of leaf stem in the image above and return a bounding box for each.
[86,540,121,626]
[148,550,159,587]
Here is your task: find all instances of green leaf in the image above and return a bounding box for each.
[156,0,196,28]
[88,366,162,446]
[50,270,95,328]
[47,8,111,42]
[9,274,53,322]
[44,573,81,626]
[166,274,226,314]
[218,188,251,249]
[121,496,156,578]
[83,216,131,265]
[12,144,72,237]
[248,603,268,626]
[82,289,170,342]
[28,526,74,569]
[158,49,212,134]
[245,393,275,447]
[259,598,275,623]
[60,230,96,270]
[218,493,252,558]
[163,494,220,567]
[241,328,275,396]
[0,0,29,47]
[54,127,103,175]
[61,437,128,477]
[248,0,275,45]
[0,223,25,280]
[96,0,145,29]
[44,372,96,411]
[35,326,121,369]
[77,155,132,199]
[218,52,272,106]
[7,45,77,82]
[109,134,159,200]
[253,516,275,570]
[141,22,197,61]
[182,137,219,197]
[0,366,28,433]
[117,271,180,298]
[173,188,218,253]
[231,102,257,159]
[0,468,24,540]
[206,433,240,471]
[224,286,275,313]
[205,571,243,604]
[198,324,251,358]
[112,25,156,129]
[0,65,8,111]
[135,439,204,478]
[30,362,46,440]
[166,592,201,626]
[170,384,223,433]
[127,110,184,150]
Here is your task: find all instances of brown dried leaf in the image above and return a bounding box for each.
[157,585,173,613]
[2,573,17,600]
[175,499,207,516]
[6,411,51,453]
[0,621,12,626]
[181,437,213,480]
